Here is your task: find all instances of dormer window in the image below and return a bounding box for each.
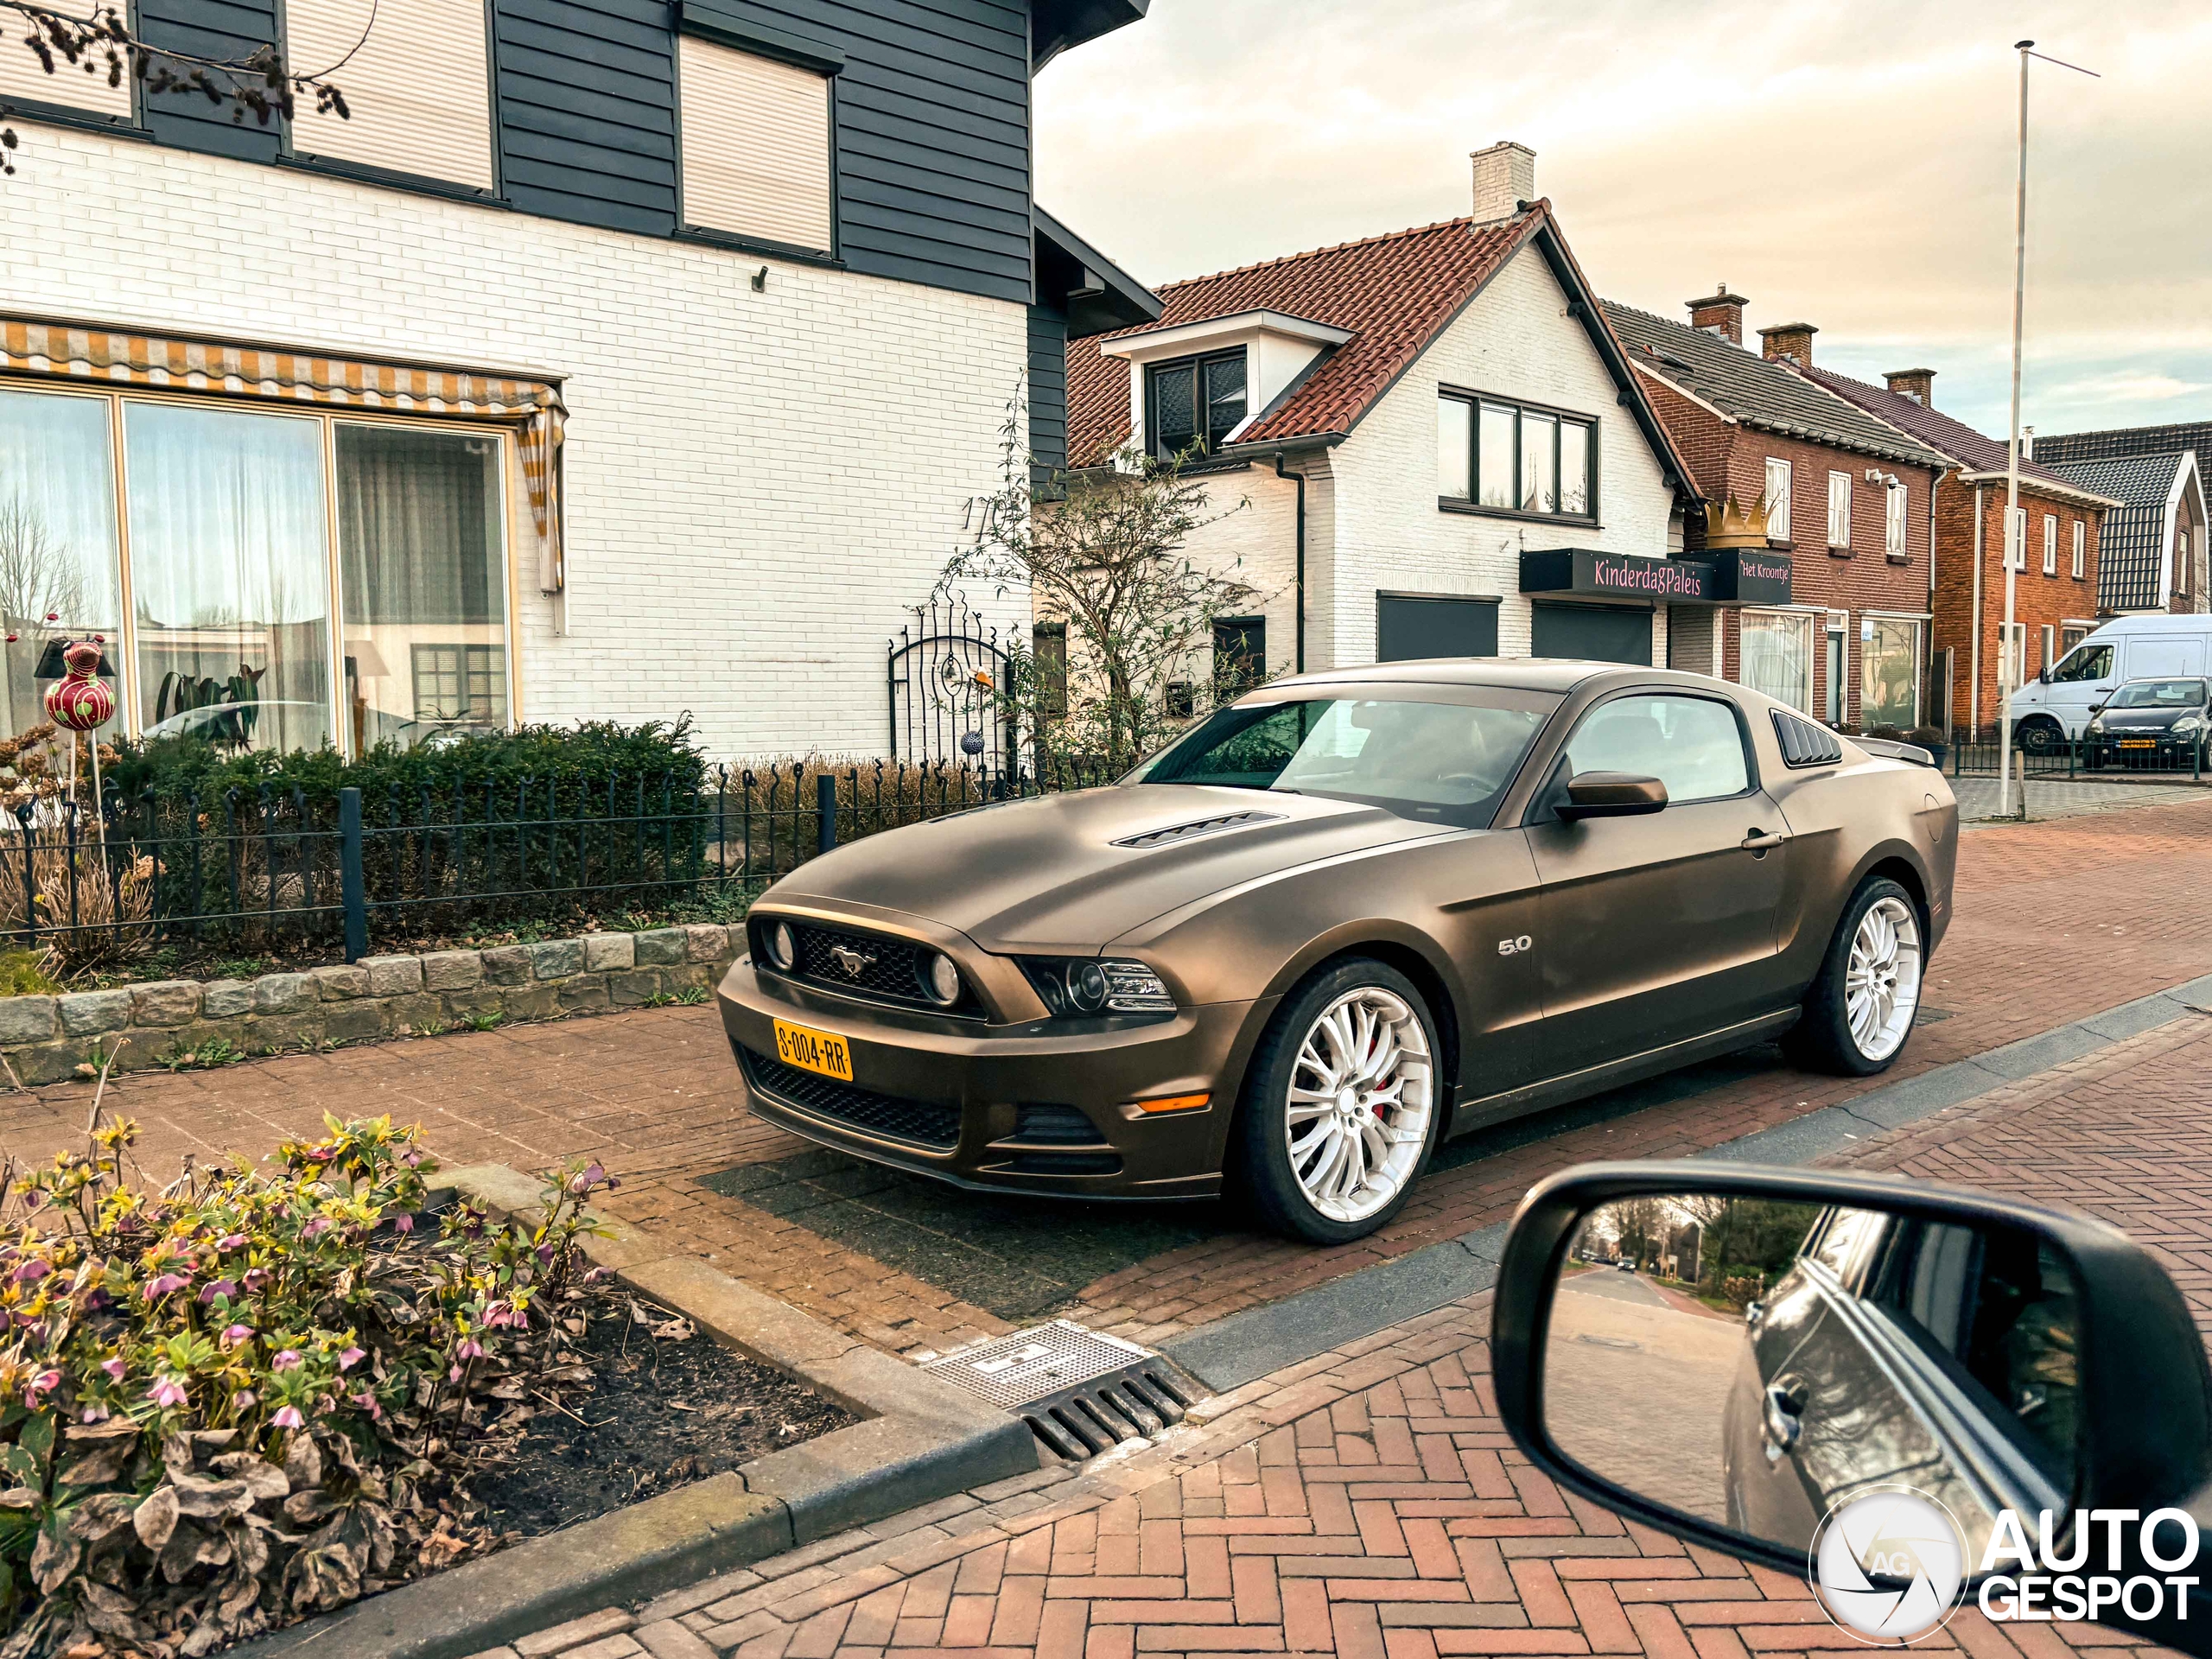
[1146,351,1248,461]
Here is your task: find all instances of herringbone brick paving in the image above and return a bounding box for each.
[498,1012,2212,1659]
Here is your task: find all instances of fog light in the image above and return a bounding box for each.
[918,950,962,1007]
[765,920,795,970]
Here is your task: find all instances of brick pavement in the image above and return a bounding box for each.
[8,798,2212,1361]
[489,1007,2212,1659]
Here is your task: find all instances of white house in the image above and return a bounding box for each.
[1063,144,1768,690]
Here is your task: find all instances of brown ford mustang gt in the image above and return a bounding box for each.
[716,661,1956,1243]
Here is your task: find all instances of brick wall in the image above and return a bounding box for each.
[3,125,1028,760]
[1930,478,2101,733]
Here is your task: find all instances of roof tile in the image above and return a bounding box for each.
[1802,365,2093,494]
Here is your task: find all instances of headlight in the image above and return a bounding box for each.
[917,949,963,1007]
[1020,957,1176,1016]
[762,919,796,969]
[2174,716,2204,735]
[2087,717,2105,734]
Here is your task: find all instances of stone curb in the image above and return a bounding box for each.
[236,1165,1034,1659]
[1161,970,2212,1391]
[0,924,744,1084]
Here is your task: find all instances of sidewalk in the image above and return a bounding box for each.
[7,795,2212,1362]
[493,1010,2212,1659]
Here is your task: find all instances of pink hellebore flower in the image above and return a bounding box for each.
[149,1376,188,1409]
[80,1403,110,1424]
[393,1213,415,1234]
[337,1346,365,1372]
[242,1268,272,1293]
[455,1338,485,1361]
[199,1279,238,1303]
[232,1390,257,1409]
[24,1369,60,1406]
[271,1350,302,1371]
[143,1273,190,1300]
[271,1405,304,1429]
[13,1259,49,1285]
[299,1217,334,1240]
[351,1390,381,1420]
[100,1357,126,1382]
[217,1233,248,1252]
[221,1324,254,1350]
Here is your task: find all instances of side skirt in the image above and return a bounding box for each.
[1445,1007,1802,1140]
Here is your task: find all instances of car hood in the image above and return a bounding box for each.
[765,785,1444,952]
[2098,707,2199,729]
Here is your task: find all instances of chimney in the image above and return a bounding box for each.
[2022,425,2036,460]
[1686,284,1748,346]
[1471,141,1535,225]
[1884,367,1936,408]
[1758,321,1817,366]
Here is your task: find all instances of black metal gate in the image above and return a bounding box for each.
[887,599,1016,766]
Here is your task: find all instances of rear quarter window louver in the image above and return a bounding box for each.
[1773,710,1845,768]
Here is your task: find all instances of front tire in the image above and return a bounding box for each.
[2017,716,2064,755]
[1233,960,1440,1244]
[1783,877,1924,1077]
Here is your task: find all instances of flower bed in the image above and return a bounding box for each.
[0,1112,838,1658]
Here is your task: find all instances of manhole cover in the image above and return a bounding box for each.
[925,1319,1205,1460]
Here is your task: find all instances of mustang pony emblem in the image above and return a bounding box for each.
[828,944,877,977]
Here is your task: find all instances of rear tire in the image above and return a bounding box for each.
[1782,877,1924,1077]
[1233,960,1441,1244]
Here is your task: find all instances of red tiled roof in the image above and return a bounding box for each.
[1065,207,1543,465]
[1802,363,2104,499]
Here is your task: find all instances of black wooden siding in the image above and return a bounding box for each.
[1027,303,1068,474]
[113,0,1035,304]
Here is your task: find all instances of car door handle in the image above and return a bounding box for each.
[1763,1376,1808,1454]
[1741,830,1787,852]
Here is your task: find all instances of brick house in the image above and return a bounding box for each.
[0,0,1158,760]
[2035,423,2211,620]
[1061,144,1719,687]
[1804,365,2116,739]
[1599,296,1947,732]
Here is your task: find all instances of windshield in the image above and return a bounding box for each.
[2110,678,2207,709]
[1125,692,1559,824]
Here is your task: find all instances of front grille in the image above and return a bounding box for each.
[738,1046,962,1150]
[757,919,980,1017]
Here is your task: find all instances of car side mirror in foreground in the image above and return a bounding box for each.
[1491,1162,2212,1653]
[1557,772,1668,822]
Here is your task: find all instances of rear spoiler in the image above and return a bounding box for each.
[1853,735,1937,768]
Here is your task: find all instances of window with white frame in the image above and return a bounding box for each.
[1738,608,1815,713]
[285,0,496,189]
[2043,512,2057,575]
[678,34,836,254]
[2040,625,2056,678]
[1764,458,1792,544]
[1885,481,1907,557]
[1827,472,1852,549]
[2072,519,2086,579]
[2006,505,2027,570]
[0,384,513,756]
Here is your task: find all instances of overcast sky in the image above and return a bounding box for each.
[1033,0,2211,441]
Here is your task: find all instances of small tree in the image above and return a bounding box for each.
[942,403,1274,768]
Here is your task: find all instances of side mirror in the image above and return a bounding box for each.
[2090,701,2107,715]
[2038,668,2052,683]
[1491,1162,2212,1650]
[1557,771,1668,822]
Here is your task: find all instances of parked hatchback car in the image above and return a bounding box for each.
[718,661,1957,1243]
[2082,676,2210,767]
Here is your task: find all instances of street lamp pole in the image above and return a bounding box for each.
[1999,39,2097,819]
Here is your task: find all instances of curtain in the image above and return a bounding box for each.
[1740,610,1812,712]
[124,402,334,755]
[0,390,124,738]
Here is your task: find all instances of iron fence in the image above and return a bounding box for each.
[0,755,1128,965]
[1944,734,2208,782]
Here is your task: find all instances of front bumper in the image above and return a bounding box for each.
[715,956,1270,1199]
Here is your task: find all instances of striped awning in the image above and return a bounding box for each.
[0,316,568,593]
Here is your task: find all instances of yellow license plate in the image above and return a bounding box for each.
[772,1019,853,1082]
[2120,740,2157,748]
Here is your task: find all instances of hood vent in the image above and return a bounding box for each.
[1112,810,1286,850]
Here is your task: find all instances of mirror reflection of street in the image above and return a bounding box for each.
[1546,1267,1740,1525]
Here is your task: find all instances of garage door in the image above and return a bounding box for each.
[1376,594,1499,662]
[1531,602,1652,666]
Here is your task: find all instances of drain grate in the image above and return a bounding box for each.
[924,1319,1205,1461]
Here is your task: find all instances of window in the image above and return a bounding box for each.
[1032,623,1067,720]
[2006,506,2027,571]
[2061,626,2088,654]
[1763,458,1792,544]
[1211,617,1266,701]
[1826,472,1852,549]
[1127,690,1558,827]
[2039,626,2056,680]
[1148,352,1247,461]
[2072,520,2086,580]
[0,21,133,121]
[1435,392,1596,519]
[286,0,495,189]
[1808,1207,1883,1278]
[678,35,835,254]
[1562,693,1750,804]
[1738,608,1814,713]
[2050,641,2109,682]
[1885,482,1908,557]
[1826,613,1848,726]
[2042,513,2057,576]
[1999,620,2026,692]
[1859,617,1921,730]
[1,385,513,756]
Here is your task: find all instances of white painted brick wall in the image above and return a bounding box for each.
[2,126,1027,760]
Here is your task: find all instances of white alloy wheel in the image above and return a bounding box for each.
[1845,895,1922,1062]
[1283,987,1434,1224]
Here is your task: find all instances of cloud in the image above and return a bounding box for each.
[1036,0,2212,434]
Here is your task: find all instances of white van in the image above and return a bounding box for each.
[2007,613,2212,750]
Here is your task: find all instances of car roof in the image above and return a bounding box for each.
[1260,658,1719,696]
[2089,614,2212,634]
